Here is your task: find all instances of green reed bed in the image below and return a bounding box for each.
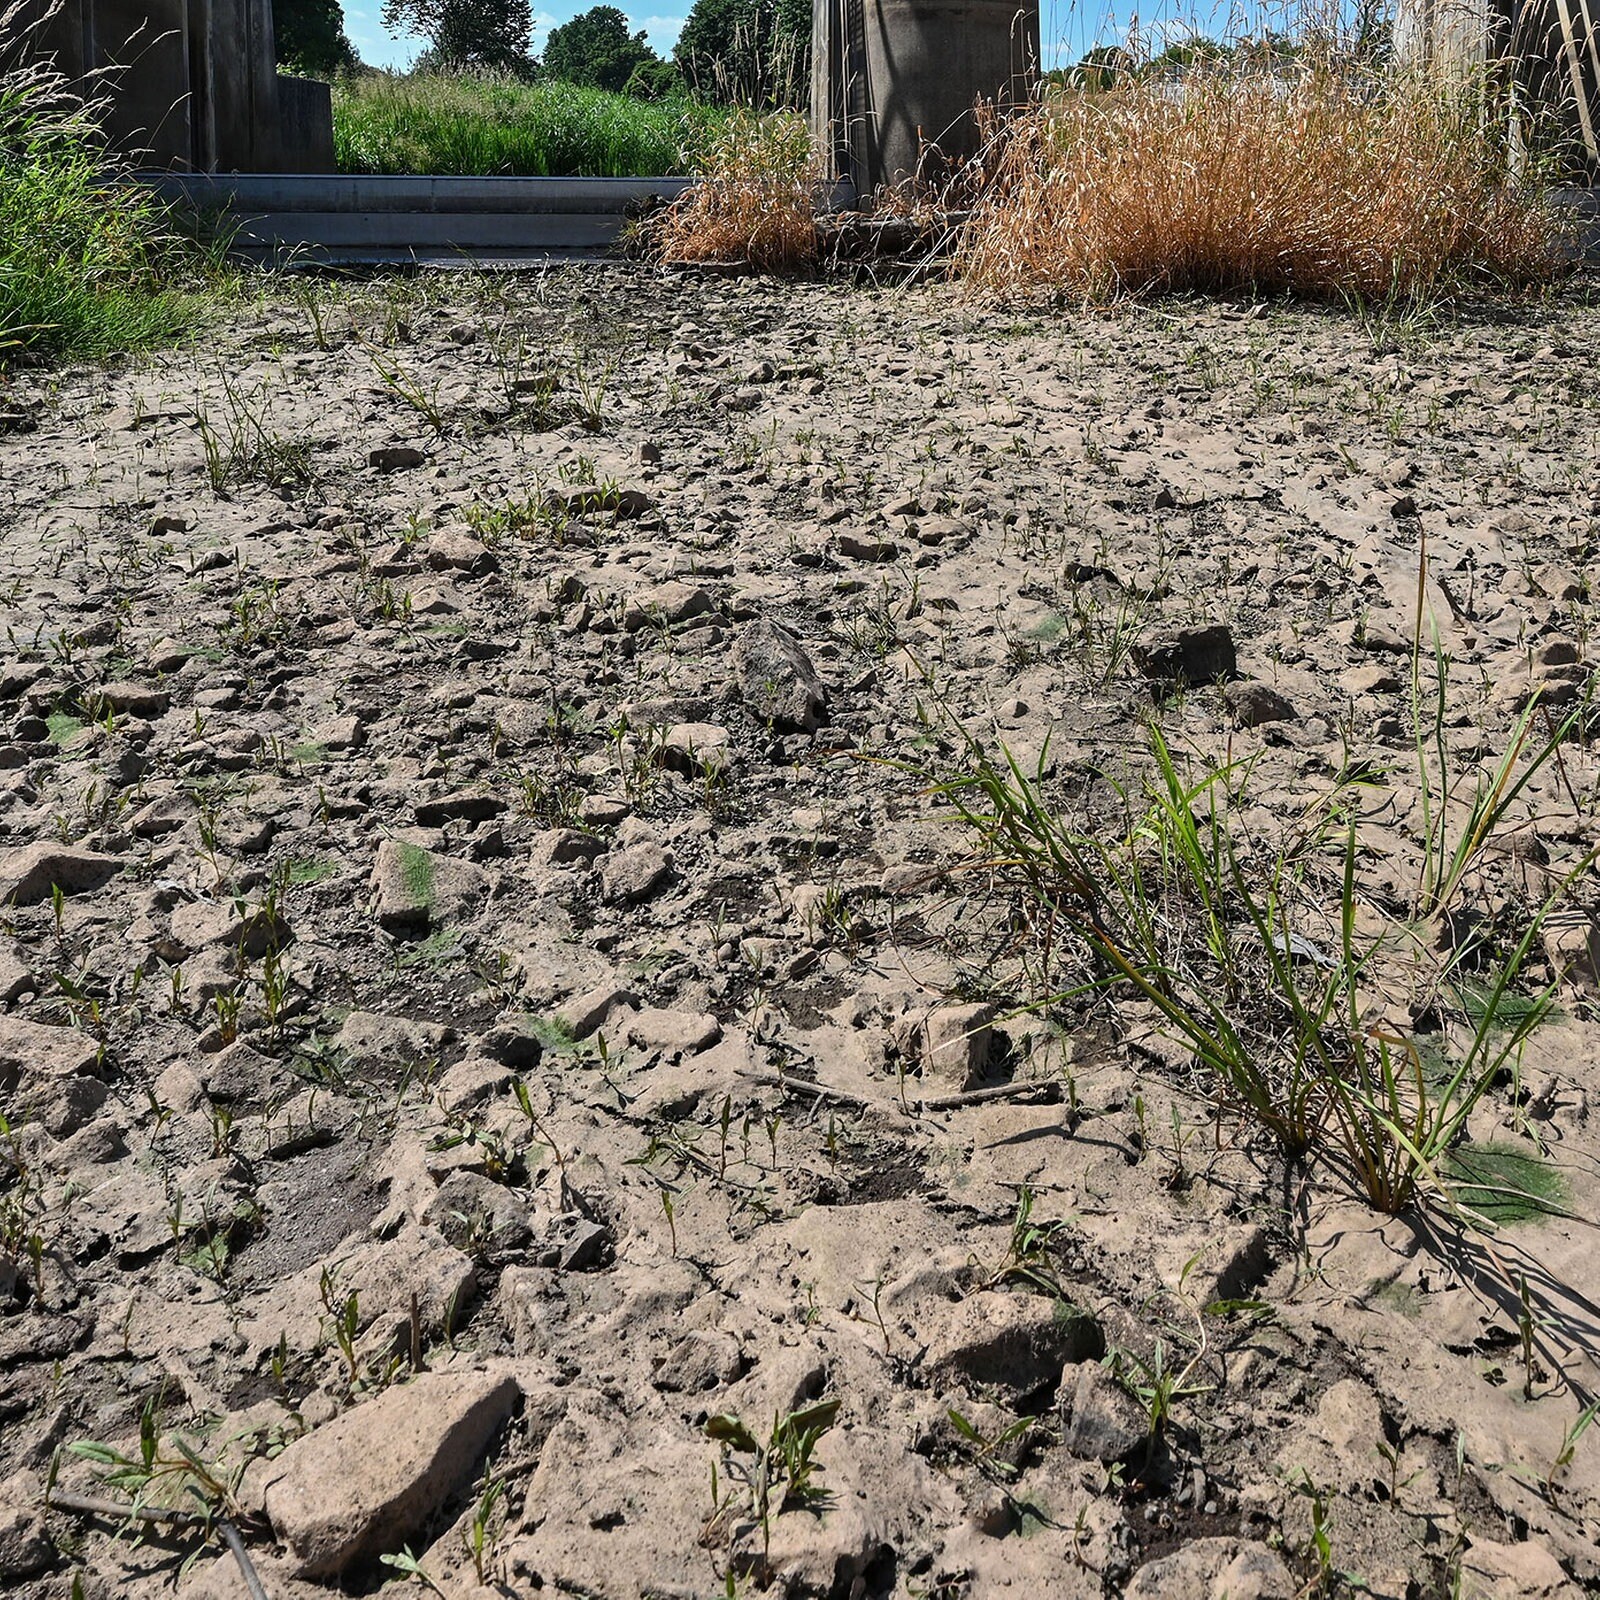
[333,72,726,177]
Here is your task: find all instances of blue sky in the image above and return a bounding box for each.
[339,2,1246,72]
[341,5,695,66]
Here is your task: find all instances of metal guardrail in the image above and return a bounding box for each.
[140,172,1593,266]
[138,173,856,264]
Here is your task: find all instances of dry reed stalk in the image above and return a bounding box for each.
[648,111,824,270]
[958,64,1568,301]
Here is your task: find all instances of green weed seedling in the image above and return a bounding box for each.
[705,1397,841,1561]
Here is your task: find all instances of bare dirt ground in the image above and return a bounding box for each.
[1,267,1599,1600]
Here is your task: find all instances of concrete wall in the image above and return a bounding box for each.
[19,0,334,171]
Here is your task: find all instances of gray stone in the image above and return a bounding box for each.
[0,842,122,906]
[1223,680,1297,728]
[600,842,671,906]
[372,837,488,931]
[734,618,829,733]
[262,1371,518,1577]
[1124,1538,1294,1600]
[625,1008,722,1055]
[925,1290,1102,1403]
[1059,1361,1148,1463]
[1133,624,1238,689]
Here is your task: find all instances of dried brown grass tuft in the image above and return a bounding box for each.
[647,111,824,271]
[958,65,1569,302]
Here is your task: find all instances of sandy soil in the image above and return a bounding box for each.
[1,267,1598,1600]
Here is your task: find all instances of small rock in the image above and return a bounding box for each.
[600,842,671,906]
[1059,1361,1148,1463]
[1133,624,1238,689]
[733,618,829,733]
[626,1008,722,1055]
[425,530,497,576]
[1124,1537,1295,1600]
[369,446,426,473]
[261,1371,518,1577]
[1222,680,1297,728]
[0,842,122,906]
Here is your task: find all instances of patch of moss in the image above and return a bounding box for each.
[398,927,462,970]
[286,856,338,886]
[1444,1141,1568,1225]
[46,710,87,747]
[1452,982,1553,1033]
[528,1014,582,1054]
[395,841,436,907]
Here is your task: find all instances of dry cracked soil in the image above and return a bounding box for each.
[0,266,1598,1600]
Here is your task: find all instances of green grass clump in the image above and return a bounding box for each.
[1,28,221,366]
[333,71,726,177]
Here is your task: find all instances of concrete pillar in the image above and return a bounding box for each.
[94,0,195,167]
[812,0,1040,194]
[1397,0,1598,179]
[14,0,334,172]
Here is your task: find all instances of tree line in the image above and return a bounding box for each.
[276,0,811,107]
